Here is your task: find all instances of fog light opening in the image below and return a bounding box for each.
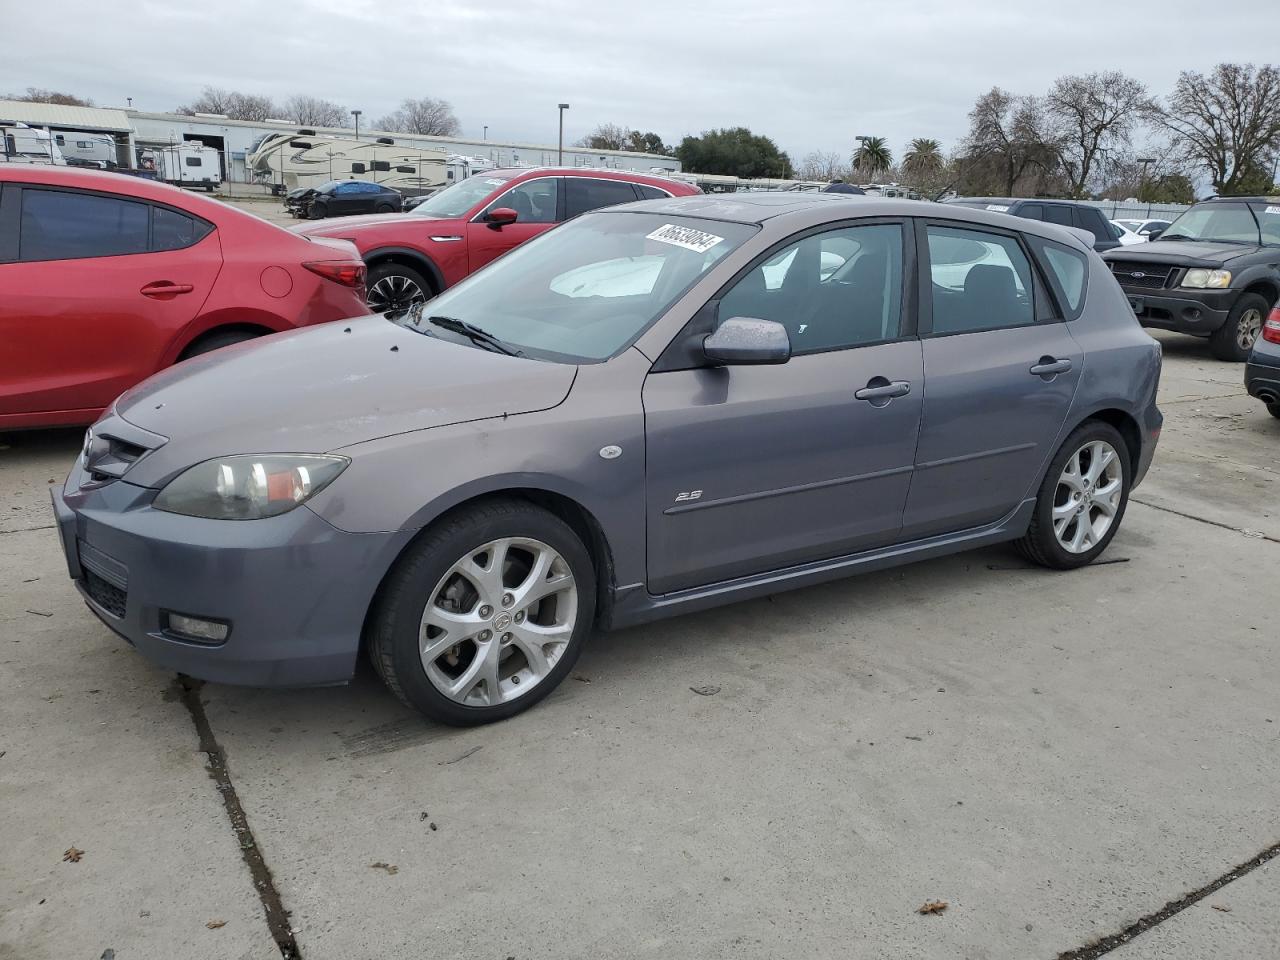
[165,612,230,645]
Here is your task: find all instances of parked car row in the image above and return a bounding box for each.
[1111,218,1173,245]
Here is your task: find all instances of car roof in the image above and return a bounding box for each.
[1202,195,1280,203]
[0,164,221,207]
[947,196,1082,206]
[486,166,689,186]
[614,193,1097,251]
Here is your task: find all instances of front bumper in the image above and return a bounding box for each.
[1120,287,1233,336]
[51,466,411,687]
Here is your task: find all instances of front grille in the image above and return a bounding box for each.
[84,570,127,619]
[82,430,157,484]
[1109,261,1175,290]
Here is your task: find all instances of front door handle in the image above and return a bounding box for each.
[1030,357,1072,377]
[140,281,195,298]
[854,377,911,406]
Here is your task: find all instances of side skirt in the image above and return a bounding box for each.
[604,498,1036,630]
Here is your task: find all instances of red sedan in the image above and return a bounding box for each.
[0,166,368,430]
[294,167,700,312]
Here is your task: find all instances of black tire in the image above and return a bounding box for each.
[365,262,430,313]
[1015,420,1131,570]
[1209,293,1269,362]
[1267,402,1280,420]
[308,200,328,220]
[367,499,596,726]
[375,202,395,214]
[178,328,263,360]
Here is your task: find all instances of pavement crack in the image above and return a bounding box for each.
[0,523,57,535]
[1131,498,1279,544]
[176,676,301,959]
[1054,839,1280,959]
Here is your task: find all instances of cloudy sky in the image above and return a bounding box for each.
[9,0,1279,160]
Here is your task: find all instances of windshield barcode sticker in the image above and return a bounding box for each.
[646,223,725,253]
[986,204,1011,213]
[1265,205,1280,215]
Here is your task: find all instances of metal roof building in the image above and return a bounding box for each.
[0,100,133,133]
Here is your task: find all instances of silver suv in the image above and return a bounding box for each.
[53,194,1163,725]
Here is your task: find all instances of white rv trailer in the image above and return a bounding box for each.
[0,121,66,164]
[142,142,222,190]
[52,130,117,168]
[247,132,450,194]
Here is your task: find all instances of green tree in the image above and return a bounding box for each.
[902,138,943,178]
[853,136,893,177]
[675,127,792,178]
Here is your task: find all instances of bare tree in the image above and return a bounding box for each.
[178,87,279,121]
[7,87,93,106]
[962,87,1061,195]
[281,95,347,128]
[377,97,461,136]
[1047,71,1153,197]
[1157,63,1280,194]
[577,123,629,151]
[797,150,847,180]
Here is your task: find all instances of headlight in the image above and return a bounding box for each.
[153,454,349,520]
[1182,268,1232,289]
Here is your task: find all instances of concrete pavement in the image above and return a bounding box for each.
[1,333,1277,959]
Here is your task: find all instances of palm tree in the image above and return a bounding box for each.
[852,136,893,178]
[902,138,943,176]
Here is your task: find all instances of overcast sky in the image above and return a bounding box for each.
[9,0,1279,161]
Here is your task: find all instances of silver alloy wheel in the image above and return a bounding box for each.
[1237,307,1264,351]
[1053,440,1123,554]
[419,537,577,707]
[367,273,426,313]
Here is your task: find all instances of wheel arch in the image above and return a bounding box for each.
[364,246,446,296]
[1239,277,1279,307]
[360,486,618,651]
[1073,406,1143,479]
[167,310,287,364]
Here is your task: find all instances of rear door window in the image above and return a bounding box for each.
[1016,203,1045,221]
[926,225,1034,334]
[20,188,149,261]
[1042,205,1074,227]
[565,177,641,218]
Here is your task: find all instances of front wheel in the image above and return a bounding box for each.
[308,201,328,220]
[367,499,596,725]
[1210,293,1268,362]
[1015,421,1130,570]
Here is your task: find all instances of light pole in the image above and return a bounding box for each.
[1137,157,1156,205]
[483,125,488,141]
[352,109,362,141]
[557,103,569,166]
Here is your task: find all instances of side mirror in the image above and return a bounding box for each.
[486,207,518,227]
[1144,227,1164,240]
[703,317,791,366]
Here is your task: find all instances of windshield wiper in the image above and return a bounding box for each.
[427,316,524,357]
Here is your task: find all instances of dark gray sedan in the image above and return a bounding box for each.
[53,194,1163,725]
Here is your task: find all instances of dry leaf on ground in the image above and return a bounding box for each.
[1211,904,1232,913]
[205,920,226,929]
[62,847,84,863]
[370,861,399,875]
[917,900,948,915]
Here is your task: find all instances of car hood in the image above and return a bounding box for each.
[112,316,576,488]
[1105,240,1262,266]
[292,213,458,236]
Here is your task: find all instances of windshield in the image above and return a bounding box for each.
[1162,203,1262,244]
[411,174,511,218]
[391,212,758,362]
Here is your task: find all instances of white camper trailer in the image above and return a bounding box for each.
[0,121,66,165]
[52,130,117,168]
[144,142,221,190]
[247,132,448,194]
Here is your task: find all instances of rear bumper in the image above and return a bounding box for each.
[1245,346,1280,405]
[1121,288,1233,336]
[51,469,411,687]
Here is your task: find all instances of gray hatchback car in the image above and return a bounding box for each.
[53,194,1163,725]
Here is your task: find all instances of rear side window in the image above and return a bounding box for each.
[153,206,213,252]
[926,225,1034,334]
[20,188,149,261]
[635,184,670,200]
[1073,207,1112,243]
[1029,237,1088,318]
[565,177,640,218]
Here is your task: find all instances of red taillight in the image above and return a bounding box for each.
[1263,307,1280,345]
[303,260,366,288]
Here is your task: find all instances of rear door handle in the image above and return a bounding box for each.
[1030,357,1072,377]
[854,377,911,405]
[140,281,195,298]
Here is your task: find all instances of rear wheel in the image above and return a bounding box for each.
[1015,421,1130,570]
[1268,402,1280,420]
[1210,293,1267,362]
[375,202,395,213]
[366,262,430,313]
[178,328,264,360]
[367,499,595,725]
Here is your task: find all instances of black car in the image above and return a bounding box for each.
[1102,197,1280,361]
[1245,311,1280,418]
[287,180,403,219]
[946,197,1122,253]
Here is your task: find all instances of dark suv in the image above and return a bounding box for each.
[1101,197,1280,361]
[946,197,1122,253]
